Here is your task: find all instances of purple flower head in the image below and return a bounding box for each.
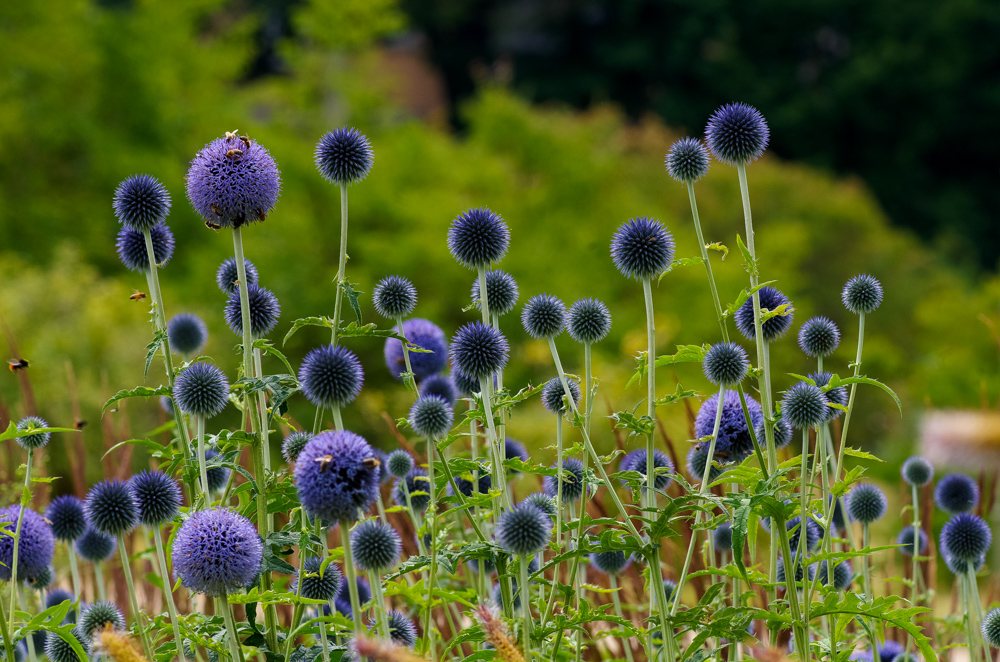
[282,431,313,464]
[452,368,485,398]
[940,512,991,562]
[798,316,840,358]
[374,610,417,647]
[173,362,230,418]
[45,495,86,542]
[760,415,794,451]
[813,559,852,591]
[419,373,457,407]
[504,437,529,476]
[901,456,934,488]
[216,257,259,296]
[542,457,586,502]
[384,318,448,380]
[292,556,342,601]
[294,431,381,524]
[79,601,125,638]
[472,270,519,317]
[315,127,374,185]
[734,286,794,342]
[113,174,171,231]
[934,473,979,514]
[115,224,175,272]
[496,502,552,556]
[896,526,928,556]
[75,527,116,562]
[787,516,822,553]
[334,576,370,617]
[713,522,734,552]
[449,321,509,379]
[16,416,51,450]
[386,450,414,479]
[168,313,208,356]
[447,207,510,269]
[541,376,580,415]
[350,519,401,572]
[45,627,90,662]
[686,444,726,484]
[0,506,55,582]
[702,342,750,387]
[129,470,182,527]
[665,137,711,183]
[589,549,631,575]
[393,468,429,511]
[171,507,263,597]
[186,133,280,229]
[983,607,1000,647]
[225,283,280,338]
[450,464,491,503]
[567,298,612,344]
[521,293,566,339]
[409,395,454,439]
[610,217,675,281]
[810,372,848,421]
[84,479,139,536]
[202,447,231,494]
[704,103,770,165]
[694,391,763,463]
[846,483,887,523]
[842,274,883,315]
[781,381,828,429]
[299,344,364,408]
[373,275,417,320]
[620,448,674,491]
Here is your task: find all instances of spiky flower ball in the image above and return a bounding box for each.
[115,224,175,272]
[281,431,312,464]
[334,577,371,617]
[523,492,556,516]
[45,588,74,611]
[983,607,1000,648]
[687,444,725,483]
[846,483,887,523]
[713,522,734,552]
[450,321,509,379]
[472,270,519,316]
[896,526,928,556]
[505,438,529,476]
[842,274,883,315]
[113,174,172,231]
[393,468,429,511]
[787,516,822,553]
[451,368,484,397]
[378,610,418,647]
[496,502,552,556]
[25,565,53,590]
[168,313,208,356]
[216,257,259,295]
[541,376,581,414]
[781,381,828,429]
[901,456,934,487]
[384,318,449,380]
[373,275,417,319]
[694,391,763,462]
[703,342,750,386]
[761,415,794,451]
[798,317,840,358]
[84,479,139,536]
[419,374,457,406]
[0,506,54,581]
[294,431,381,524]
[940,512,992,561]
[590,550,631,575]
[813,559,852,591]
[448,207,510,269]
[810,372,847,421]
[45,496,86,542]
[734,286,793,341]
[172,508,262,596]
[186,133,280,229]
[75,527,116,562]
[567,298,612,345]
[621,449,674,491]
[704,103,769,165]
[293,556,342,601]
[451,465,492,502]
[44,627,89,662]
[15,416,51,450]
[610,216,675,280]
[225,283,280,338]
[409,395,454,439]
[665,137,711,182]
[387,450,415,479]
[934,473,979,514]
[315,127,373,185]
[129,470,182,527]
[299,344,364,408]
[203,448,231,494]
[351,519,401,572]
[173,362,229,418]
[542,457,586,502]
[79,601,125,638]
[943,550,985,575]
[521,293,566,339]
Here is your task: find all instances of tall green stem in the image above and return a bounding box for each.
[519,554,533,660]
[330,184,349,346]
[7,448,32,636]
[609,575,636,662]
[554,415,565,557]
[117,533,154,660]
[221,598,245,662]
[196,415,209,507]
[153,527,185,662]
[423,437,439,660]
[685,181,729,341]
[0,577,14,662]
[368,570,390,639]
[95,561,107,601]
[340,520,363,639]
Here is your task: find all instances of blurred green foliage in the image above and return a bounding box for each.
[1,0,999,500]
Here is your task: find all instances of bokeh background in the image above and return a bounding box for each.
[2,0,999,514]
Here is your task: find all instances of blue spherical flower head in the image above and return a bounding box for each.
[172,507,263,597]
[0,506,55,581]
[451,466,491,502]
[293,556,342,601]
[521,293,566,339]
[168,313,208,356]
[798,316,840,358]
[734,286,793,342]
[713,522,734,552]
[781,381,828,429]
[472,270,519,317]
[45,588,74,611]
[377,610,417,648]
[787,516,822,553]
[384,318,449,380]
[186,133,280,229]
[846,483,887,523]
[496,502,552,556]
[776,554,807,584]
[113,174,171,231]
[541,376,581,414]
[694,391,763,462]
[75,527,116,562]
[842,274,883,315]
[621,449,674,491]
[934,473,979,514]
[373,275,417,319]
[295,431,381,524]
[216,257,259,296]
[419,374,457,407]
[393,468,429,511]
[590,550,631,575]
[451,368,483,398]
[983,607,1000,648]
[542,457,586,502]
[877,642,904,662]
[116,224,175,272]
[351,519,401,572]
[810,372,847,421]
[25,564,54,590]
[15,416,51,450]
[281,431,313,464]
[567,298,612,345]
[409,395,454,439]
[85,479,139,537]
[44,627,89,662]
[940,512,992,561]
[315,127,374,185]
[523,492,556,516]
[505,438,529,476]
[225,283,280,338]
[173,362,230,418]
[299,344,364,408]
[80,601,125,638]
[448,207,510,269]
[813,559,852,591]
[665,136,711,183]
[901,456,934,487]
[129,470,182,527]
[335,577,371,617]
[687,444,725,483]
[160,396,174,415]
[943,548,985,576]
[449,321,509,379]
[896,526,928,556]
[704,103,770,165]
[610,217,675,281]
[760,415,794,451]
[703,342,750,387]
[203,448,231,494]
[387,450,414,479]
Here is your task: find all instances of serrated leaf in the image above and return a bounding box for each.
[735,234,758,276]
[145,329,168,377]
[843,447,884,463]
[342,280,363,323]
[829,374,903,415]
[706,242,729,260]
[102,385,171,415]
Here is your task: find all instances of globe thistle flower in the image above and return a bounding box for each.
[376,610,418,648]
[299,344,364,408]
[409,395,454,439]
[113,174,171,231]
[694,391,764,462]
[901,456,934,487]
[713,522,734,552]
[812,559,852,591]
[876,641,905,662]
[496,502,552,556]
[173,362,230,418]
[203,448,231,494]
[542,457,586,502]
[373,275,417,319]
[451,368,484,397]
[491,580,523,610]
[186,133,280,229]
[449,321,509,379]
[828,494,848,531]
[662,579,679,602]
[45,587,74,611]
[129,470,182,527]
[315,127,374,185]
[45,496,86,543]
[567,298,612,345]
[294,431,381,524]
[896,526,928,556]
[25,565,53,590]
[450,466,491,501]
[160,396,174,415]
[84,479,139,536]
[44,627,89,662]
[0,506,54,582]
[292,556,342,601]
[540,376,581,414]
[787,516,822,553]
[703,342,750,387]
[384,318,449,380]
[590,550,631,575]
[983,607,1000,648]
[704,103,770,165]
[521,294,566,339]
[15,416,51,450]
[686,445,725,483]
[115,224,175,272]
[393,468,429,511]
[798,317,840,358]
[419,374,457,407]
[620,449,674,491]
[522,492,556,517]
[940,513,992,561]
[350,519,402,572]
[776,555,807,583]
[167,313,208,357]
[172,508,263,596]
[447,207,510,269]
[610,217,675,280]
[934,473,979,514]
[781,382,828,429]
[74,527,116,562]
[216,257,259,296]
[79,601,125,638]
[759,415,794,451]
[842,274,883,315]
[810,372,848,421]
[471,270,519,317]
[225,284,280,338]
[943,549,985,576]
[335,577,371,617]
[665,137,711,182]
[387,450,415,479]
[281,431,312,464]
[846,483,888,523]
[504,438,529,475]
[734,286,793,342]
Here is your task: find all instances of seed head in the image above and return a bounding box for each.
[540,376,580,414]
[449,321,509,379]
[472,270,519,316]
[225,284,280,338]
[216,257,259,296]
[495,502,552,556]
[781,382,828,429]
[351,519,402,572]
[293,556,342,601]
[387,450,415,479]
[702,342,750,386]
[846,483,887,523]
[409,395,454,439]
[798,316,840,357]
[901,456,934,487]
[129,470,182,527]
[567,298,612,344]
[521,293,566,339]
[983,607,1000,648]
[16,416,51,450]
[173,362,229,418]
[281,431,313,464]
[80,601,125,638]
[842,274,883,315]
[85,479,139,536]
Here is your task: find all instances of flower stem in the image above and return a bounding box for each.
[555,414,565,556]
[117,533,155,660]
[0,579,15,662]
[609,575,635,662]
[519,554,533,660]
[966,566,991,662]
[67,545,82,600]
[221,598,245,662]
[330,183,350,346]
[423,436,439,660]
[7,448,33,636]
[479,376,512,512]
[368,569,390,639]
[685,181,729,341]
[196,415,210,508]
[340,519,363,639]
[95,561,107,601]
[153,527,186,661]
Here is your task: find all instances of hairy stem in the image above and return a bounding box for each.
[340,519,363,639]
[7,448,31,636]
[330,183,349,346]
[153,527,185,662]
[118,533,154,660]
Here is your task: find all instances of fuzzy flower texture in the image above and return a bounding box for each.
[171,508,263,597]
[186,133,281,229]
